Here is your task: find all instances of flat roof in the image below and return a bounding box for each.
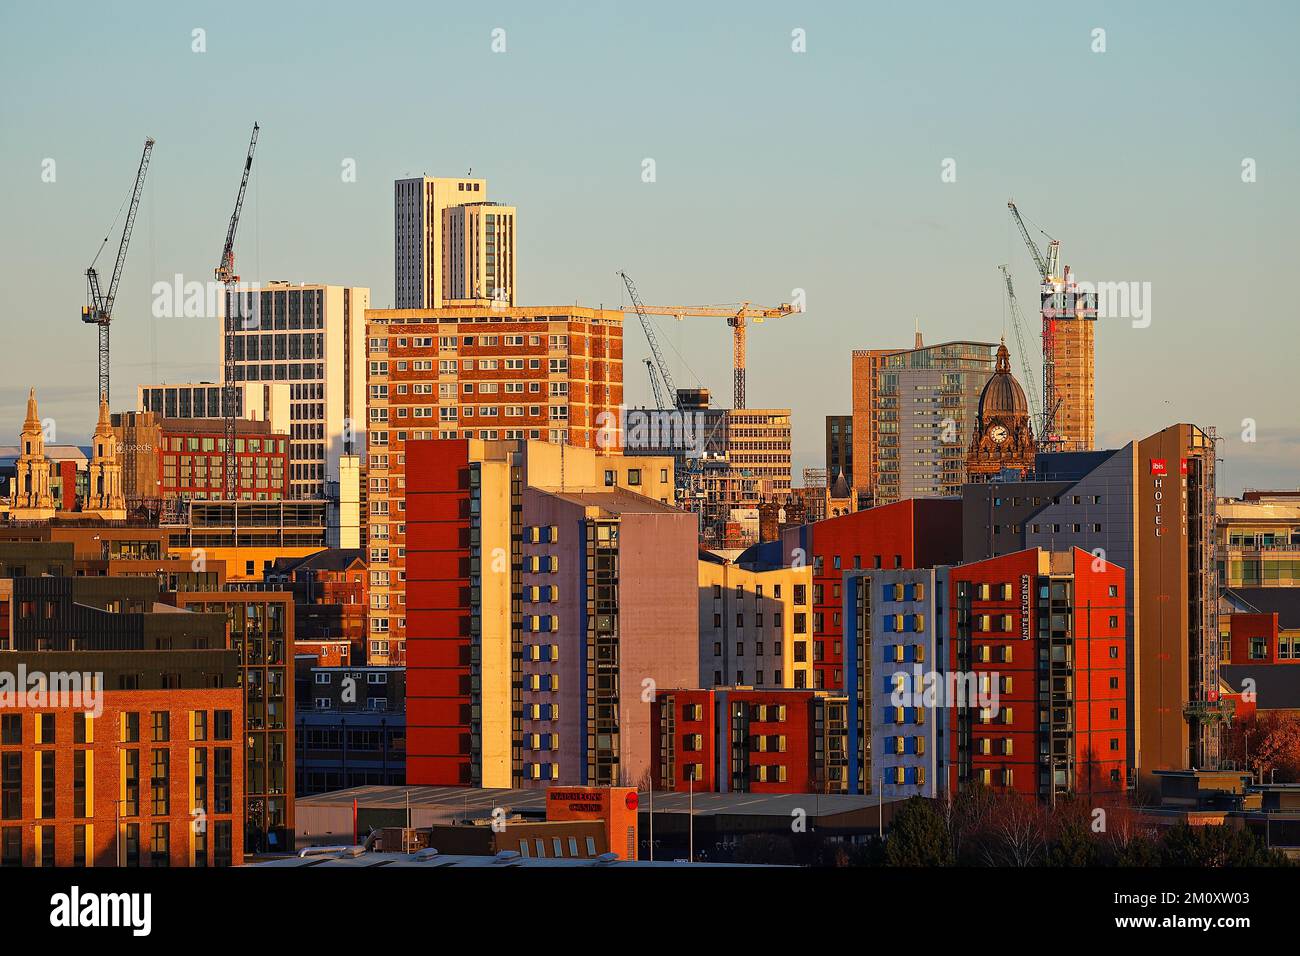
[1225,587,1300,628]
[299,785,897,819]
[539,488,683,516]
[1220,664,1300,709]
[251,850,763,868]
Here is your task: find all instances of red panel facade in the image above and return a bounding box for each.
[651,688,822,794]
[1229,612,1289,665]
[404,439,474,786]
[806,498,962,690]
[943,547,1127,800]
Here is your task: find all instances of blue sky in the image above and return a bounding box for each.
[1,0,1296,493]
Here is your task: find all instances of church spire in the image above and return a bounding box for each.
[23,387,40,431]
[85,395,126,520]
[11,387,55,518]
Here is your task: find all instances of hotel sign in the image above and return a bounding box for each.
[1148,458,1187,539]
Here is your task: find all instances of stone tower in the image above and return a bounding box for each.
[966,340,1037,481]
[85,397,126,520]
[11,388,56,520]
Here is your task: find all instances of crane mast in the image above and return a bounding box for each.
[998,264,1043,435]
[643,358,668,410]
[619,271,678,408]
[82,137,155,404]
[1007,199,1063,449]
[217,123,259,499]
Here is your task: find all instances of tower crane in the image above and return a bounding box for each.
[1007,199,1063,448]
[81,137,155,404]
[618,272,678,408]
[216,123,259,499]
[622,296,797,410]
[642,358,668,410]
[997,264,1045,435]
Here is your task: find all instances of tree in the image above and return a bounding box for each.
[846,835,886,867]
[975,792,1046,867]
[1159,822,1290,867]
[1045,799,1100,867]
[884,797,953,866]
[1095,799,1161,867]
[945,784,998,865]
[1252,713,1300,783]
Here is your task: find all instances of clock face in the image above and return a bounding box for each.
[989,425,1009,444]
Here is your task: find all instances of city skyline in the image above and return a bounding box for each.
[1,0,1297,496]
[3,1,1300,906]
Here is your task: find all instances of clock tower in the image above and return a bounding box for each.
[966,340,1036,481]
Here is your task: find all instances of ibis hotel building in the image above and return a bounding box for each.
[961,423,1221,794]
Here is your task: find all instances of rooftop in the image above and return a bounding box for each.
[539,487,683,517]
[1220,664,1300,709]
[1224,587,1300,628]
[251,848,760,868]
[0,445,89,465]
[271,548,365,574]
[299,784,897,820]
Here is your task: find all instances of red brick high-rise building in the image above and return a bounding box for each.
[364,305,623,666]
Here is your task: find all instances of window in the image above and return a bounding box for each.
[73,750,89,817]
[73,825,88,867]
[151,823,170,868]
[152,749,170,815]
[0,754,20,821]
[214,821,233,868]
[38,754,55,819]
[1,828,20,867]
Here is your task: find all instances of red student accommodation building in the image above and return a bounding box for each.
[946,547,1128,801]
[650,687,848,794]
[780,498,963,691]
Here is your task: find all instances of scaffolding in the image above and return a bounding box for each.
[1185,425,1225,769]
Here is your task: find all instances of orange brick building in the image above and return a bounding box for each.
[363,305,624,663]
[0,653,243,867]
